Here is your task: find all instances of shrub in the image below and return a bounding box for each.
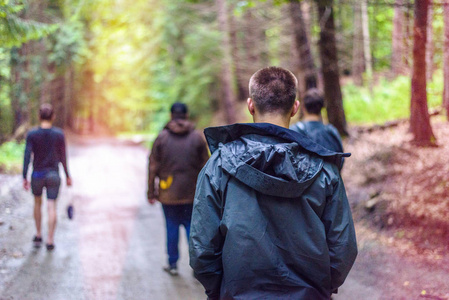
[0,141,25,174]
[342,73,442,125]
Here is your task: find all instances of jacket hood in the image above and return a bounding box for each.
[204,123,350,198]
[165,119,195,135]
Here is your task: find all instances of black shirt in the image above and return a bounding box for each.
[23,127,70,179]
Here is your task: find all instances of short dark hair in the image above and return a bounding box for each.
[249,66,298,115]
[303,88,324,115]
[170,102,188,120]
[39,103,54,121]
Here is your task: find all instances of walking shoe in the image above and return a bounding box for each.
[33,236,42,248]
[163,265,178,276]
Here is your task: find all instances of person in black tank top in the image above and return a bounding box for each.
[23,104,72,251]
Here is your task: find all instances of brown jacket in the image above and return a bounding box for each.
[147,119,209,205]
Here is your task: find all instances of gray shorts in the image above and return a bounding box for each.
[31,171,61,200]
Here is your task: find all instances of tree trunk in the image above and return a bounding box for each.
[302,1,313,46]
[23,44,32,125]
[216,0,237,124]
[289,0,318,92]
[352,1,364,85]
[229,8,247,102]
[426,2,434,81]
[63,66,74,129]
[410,0,435,145]
[315,0,348,136]
[243,9,260,87]
[361,0,372,90]
[39,40,49,105]
[48,62,65,128]
[404,0,413,68]
[65,66,75,129]
[10,43,32,134]
[84,69,95,133]
[392,0,406,76]
[10,47,23,134]
[443,0,449,119]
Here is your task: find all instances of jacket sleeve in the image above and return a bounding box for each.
[147,135,162,199]
[321,168,358,293]
[189,153,225,300]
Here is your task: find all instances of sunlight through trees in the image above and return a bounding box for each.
[1,0,448,143]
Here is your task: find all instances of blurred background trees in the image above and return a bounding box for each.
[1,0,448,144]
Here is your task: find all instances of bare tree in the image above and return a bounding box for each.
[315,0,348,136]
[216,0,237,124]
[392,0,406,76]
[443,0,449,119]
[289,0,318,92]
[426,1,434,81]
[361,0,372,90]
[352,1,364,86]
[10,46,28,134]
[410,0,435,145]
[229,8,247,102]
[404,0,414,68]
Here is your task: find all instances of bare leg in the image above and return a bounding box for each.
[47,200,57,245]
[34,196,42,238]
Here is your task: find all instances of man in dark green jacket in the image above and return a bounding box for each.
[189,67,357,299]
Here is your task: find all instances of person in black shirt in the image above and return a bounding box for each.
[23,103,72,250]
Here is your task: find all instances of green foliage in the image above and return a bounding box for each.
[0,101,12,141]
[343,74,443,125]
[74,0,160,133]
[343,76,411,125]
[0,141,24,173]
[0,47,11,140]
[0,1,57,48]
[1,0,446,140]
[48,20,88,68]
[141,0,222,132]
[368,3,394,70]
[0,0,89,142]
[0,45,12,142]
[427,70,444,108]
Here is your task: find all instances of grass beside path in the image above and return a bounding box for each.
[343,73,443,125]
[0,141,24,174]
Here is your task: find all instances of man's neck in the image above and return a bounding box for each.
[40,121,53,129]
[253,114,290,128]
[303,114,321,122]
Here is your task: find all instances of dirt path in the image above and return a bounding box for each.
[0,137,204,300]
[335,224,449,299]
[335,119,449,300]
[1,135,448,299]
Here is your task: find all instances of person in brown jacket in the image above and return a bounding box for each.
[147,102,209,276]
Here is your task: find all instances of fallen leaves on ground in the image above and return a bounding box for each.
[343,117,449,259]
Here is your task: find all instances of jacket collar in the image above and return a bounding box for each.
[204,123,350,167]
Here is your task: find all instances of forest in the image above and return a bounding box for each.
[0,0,448,144]
[2,1,449,297]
